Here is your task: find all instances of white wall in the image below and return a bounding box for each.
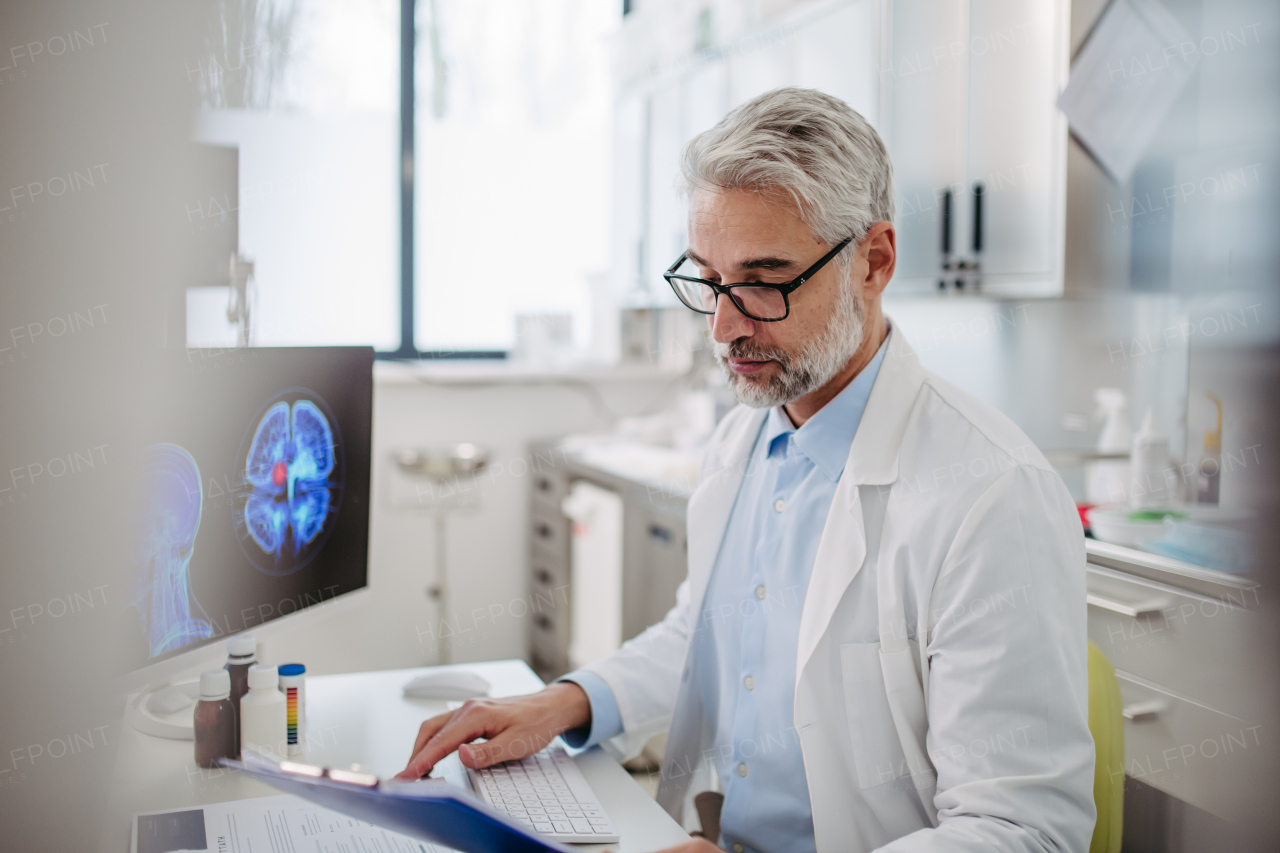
[261,366,680,676]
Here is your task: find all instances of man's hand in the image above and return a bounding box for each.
[396,681,591,779]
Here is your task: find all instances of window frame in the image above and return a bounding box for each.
[381,0,505,361]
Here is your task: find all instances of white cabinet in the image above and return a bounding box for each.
[611,0,1068,302]
[882,0,969,286]
[884,0,1069,293]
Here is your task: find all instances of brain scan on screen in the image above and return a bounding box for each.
[130,443,214,657]
[236,391,343,575]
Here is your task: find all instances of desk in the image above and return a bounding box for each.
[99,660,689,852]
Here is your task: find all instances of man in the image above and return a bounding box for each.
[399,88,1095,853]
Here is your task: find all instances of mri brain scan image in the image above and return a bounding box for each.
[237,392,343,575]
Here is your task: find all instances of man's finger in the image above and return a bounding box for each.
[395,711,456,779]
[411,710,455,759]
[459,726,551,769]
[401,711,495,778]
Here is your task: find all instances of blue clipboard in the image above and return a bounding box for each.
[219,755,576,853]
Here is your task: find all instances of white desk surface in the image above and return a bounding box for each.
[99,659,688,853]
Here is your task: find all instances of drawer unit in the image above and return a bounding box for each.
[1116,671,1264,824]
[526,438,694,683]
[529,587,572,679]
[530,632,569,680]
[530,507,570,565]
[526,442,573,681]
[530,467,570,514]
[530,558,568,594]
[1082,539,1270,830]
[1086,565,1263,719]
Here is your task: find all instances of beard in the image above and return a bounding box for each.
[714,282,866,409]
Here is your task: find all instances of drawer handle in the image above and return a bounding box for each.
[1087,593,1172,619]
[1122,700,1166,722]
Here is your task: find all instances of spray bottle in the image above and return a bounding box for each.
[1086,388,1131,505]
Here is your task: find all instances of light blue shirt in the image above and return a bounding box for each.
[564,335,888,853]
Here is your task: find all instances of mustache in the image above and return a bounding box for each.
[715,338,792,366]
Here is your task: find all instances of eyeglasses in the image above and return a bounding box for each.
[663,236,853,322]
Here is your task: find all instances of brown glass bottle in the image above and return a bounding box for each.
[224,636,257,748]
[194,670,238,768]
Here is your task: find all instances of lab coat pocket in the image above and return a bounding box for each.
[839,642,912,789]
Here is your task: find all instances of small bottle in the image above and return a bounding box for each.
[224,635,257,747]
[278,663,307,756]
[1131,408,1171,508]
[1197,391,1222,505]
[241,664,286,759]
[194,669,237,768]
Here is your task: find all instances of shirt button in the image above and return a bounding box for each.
[774,498,786,513]
[743,675,755,690]
[755,585,767,600]
[733,845,745,853]
[737,762,749,777]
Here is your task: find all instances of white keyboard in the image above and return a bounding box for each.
[466,743,620,843]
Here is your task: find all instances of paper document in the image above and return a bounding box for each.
[132,794,457,853]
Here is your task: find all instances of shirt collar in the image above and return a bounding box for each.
[762,327,892,481]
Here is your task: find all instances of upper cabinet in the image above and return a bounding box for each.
[611,0,1068,303]
[887,0,1070,294]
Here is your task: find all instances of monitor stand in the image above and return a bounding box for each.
[127,679,201,740]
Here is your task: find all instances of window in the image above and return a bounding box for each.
[412,0,617,354]
[186,0,618,357]
[190,0,401,349]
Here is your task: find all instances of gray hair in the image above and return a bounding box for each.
[680,87,894,252]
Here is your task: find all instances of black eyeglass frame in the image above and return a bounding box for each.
[662,235,854,322]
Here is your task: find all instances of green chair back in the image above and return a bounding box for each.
[1087,641,1124,853]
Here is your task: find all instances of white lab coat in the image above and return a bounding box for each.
[578,331,1096,852]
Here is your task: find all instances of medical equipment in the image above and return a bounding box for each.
[122,347,375,737]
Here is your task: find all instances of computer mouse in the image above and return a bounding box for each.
[402,670,491,700]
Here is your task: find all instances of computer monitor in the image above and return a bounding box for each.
[119,346,373,694]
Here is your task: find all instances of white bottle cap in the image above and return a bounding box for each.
[248,664,279,690]
[228,635,257,657]
[200,669,231,700]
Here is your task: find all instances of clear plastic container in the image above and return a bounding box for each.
[241,664,287,758]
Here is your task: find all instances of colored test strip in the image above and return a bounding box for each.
[286,687,298,745]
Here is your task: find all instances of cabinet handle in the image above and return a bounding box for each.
[971,181,984,254]
[1087,593,1172,619]
[1122,699,1165,722]
[648,524,672,542]
[941,188,953,257]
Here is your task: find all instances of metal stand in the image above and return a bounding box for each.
[393,444,490,665]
